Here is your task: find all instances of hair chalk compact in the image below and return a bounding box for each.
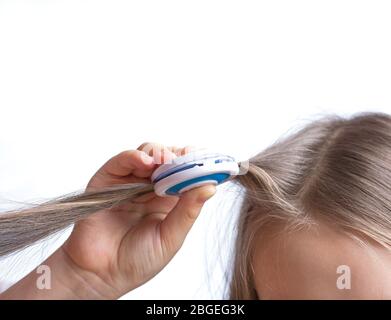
[151,150,240,197]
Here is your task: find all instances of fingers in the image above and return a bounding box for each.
[159,185,216,254]
[137,142,200,164]
[95,143,200,183]
[137,142,177,165]
[168,145,197,157]
[99,150,156,178]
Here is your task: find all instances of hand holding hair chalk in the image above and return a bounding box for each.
[151,150,240,197]
[0,143,218,300]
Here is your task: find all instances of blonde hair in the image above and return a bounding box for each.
[0,112,390,300]
[229,112,391,299]
[0,184,153,258]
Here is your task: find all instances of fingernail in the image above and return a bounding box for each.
[196,185,216,203]
[141,154,155,165]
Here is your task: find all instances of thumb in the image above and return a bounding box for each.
[159,185,216,254]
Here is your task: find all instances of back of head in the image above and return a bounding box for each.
[230,112,391,299]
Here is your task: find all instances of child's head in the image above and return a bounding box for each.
[230,113,391,299]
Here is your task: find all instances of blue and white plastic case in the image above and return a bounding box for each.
[151,151,240,196]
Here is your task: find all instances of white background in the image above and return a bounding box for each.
[0,0,390,299]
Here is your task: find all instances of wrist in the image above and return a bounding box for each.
[52,247,121,299]
[1,247,120,300]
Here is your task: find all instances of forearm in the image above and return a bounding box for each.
[0,247,119,300]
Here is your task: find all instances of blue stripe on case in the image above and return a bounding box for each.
[165,173,230,196]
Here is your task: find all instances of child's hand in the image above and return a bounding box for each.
[60,143,216,299]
